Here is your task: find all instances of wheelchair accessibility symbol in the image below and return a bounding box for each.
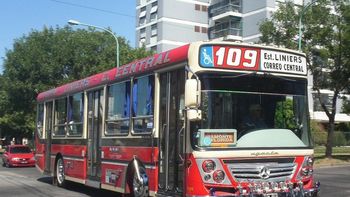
[200,46,214,67]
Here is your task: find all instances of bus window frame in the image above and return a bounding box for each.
[105,80,131,136]
[36,103,45,139]
[52,93,85,139]
[131,74,155,136]
[66,92,84,137]
[53,96,67,137]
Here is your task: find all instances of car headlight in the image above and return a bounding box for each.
[11,158,20,161]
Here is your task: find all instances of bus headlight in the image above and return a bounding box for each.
[213,170,225,183]
[299,156,314,177]
[202,160,216,173]
[306,157,314,166]
[204,174,211,181]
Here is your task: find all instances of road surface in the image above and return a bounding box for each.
[0,162,117,196]
[0,161,349,196]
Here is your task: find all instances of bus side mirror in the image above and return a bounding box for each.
[185,79,202,121]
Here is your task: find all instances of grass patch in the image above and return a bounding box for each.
[314,146,350,167]
[314,146,350,156]
[314,155,350,167]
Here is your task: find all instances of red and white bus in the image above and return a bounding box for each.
[35,40,319,197]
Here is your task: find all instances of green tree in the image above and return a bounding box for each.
[259,0,350,157]
[274,99,297,129]
[0,26,152,141]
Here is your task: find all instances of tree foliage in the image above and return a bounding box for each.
[259,0,350,157]
[0,26,152,142]
[274,99,297,129]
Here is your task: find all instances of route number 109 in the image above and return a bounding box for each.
[215,47,259,69]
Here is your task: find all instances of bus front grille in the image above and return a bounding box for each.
[224,159,296,182]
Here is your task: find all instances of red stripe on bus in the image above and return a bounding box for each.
[37,44,189,102]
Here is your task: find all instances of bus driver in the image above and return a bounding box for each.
[240,104,267,135]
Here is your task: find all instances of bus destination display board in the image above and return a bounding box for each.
[199,45,307,75]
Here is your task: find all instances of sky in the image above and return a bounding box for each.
[0,0,136,73]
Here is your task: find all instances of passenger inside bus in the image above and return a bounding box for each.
[241,104,267,132]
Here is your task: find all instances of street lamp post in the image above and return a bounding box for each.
[298,0,319,51]
[68,19,120,68]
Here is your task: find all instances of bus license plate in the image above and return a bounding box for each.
[267,193,278,197]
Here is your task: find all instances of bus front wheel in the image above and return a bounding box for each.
[55,157,66,187]
[131,166,149,197]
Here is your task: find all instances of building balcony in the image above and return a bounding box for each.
[209,26,242,40]
[209,17,242,40]
[209,0,242,18]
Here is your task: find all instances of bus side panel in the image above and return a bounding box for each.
[51,144,87,180]
[145,166,159,194]
[185,153,209,195]
[101,146,156,162]
[35,134,45,173]
[101,146,159,192]
[101,163,127,190]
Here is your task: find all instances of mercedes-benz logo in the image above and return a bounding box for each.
[259,166,271,179]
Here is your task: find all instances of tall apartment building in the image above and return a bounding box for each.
[135,0,350,123]
[135,0,303,53]
[136,0,209,52]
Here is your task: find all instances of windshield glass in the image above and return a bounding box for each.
[191,73,311,149]
[10,146,32,154]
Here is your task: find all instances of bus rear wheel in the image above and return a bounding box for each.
[131,166,149,197]
[55,157,66,187]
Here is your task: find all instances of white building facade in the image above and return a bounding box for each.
[135,0,350,123]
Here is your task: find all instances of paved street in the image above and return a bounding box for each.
[0,161,349,196]
[0,162,118,197]
[314,165,350,197]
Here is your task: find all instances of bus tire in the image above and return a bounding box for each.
[55,157,66,187]
[5,160,10,168]
[130,166,149,197]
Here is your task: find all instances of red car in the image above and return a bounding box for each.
[2,145,35,167]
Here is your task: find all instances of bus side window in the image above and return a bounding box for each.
[37,103,44,138]
[132,75,154,134]
[53,98,67,136]
[67,93,84,136]
[105,81,131,135]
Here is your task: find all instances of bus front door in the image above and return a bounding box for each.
[86,89,104,187]
[44,101,53,173]
[158,69,185,195]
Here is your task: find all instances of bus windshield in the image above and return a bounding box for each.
[191,73,312,149]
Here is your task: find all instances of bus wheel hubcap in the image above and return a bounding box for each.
[133,172,148,196]
[57,159,64,184]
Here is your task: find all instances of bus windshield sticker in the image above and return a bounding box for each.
[198,129,237,148]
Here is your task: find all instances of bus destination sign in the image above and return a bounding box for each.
[199,45,307,75]
[198,129,237,148]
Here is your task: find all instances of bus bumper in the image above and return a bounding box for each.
[186,182,320,197]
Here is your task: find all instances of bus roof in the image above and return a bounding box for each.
[37,44,190,102]
[37,40,306,102]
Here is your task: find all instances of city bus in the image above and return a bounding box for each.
[35,40,320,197]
